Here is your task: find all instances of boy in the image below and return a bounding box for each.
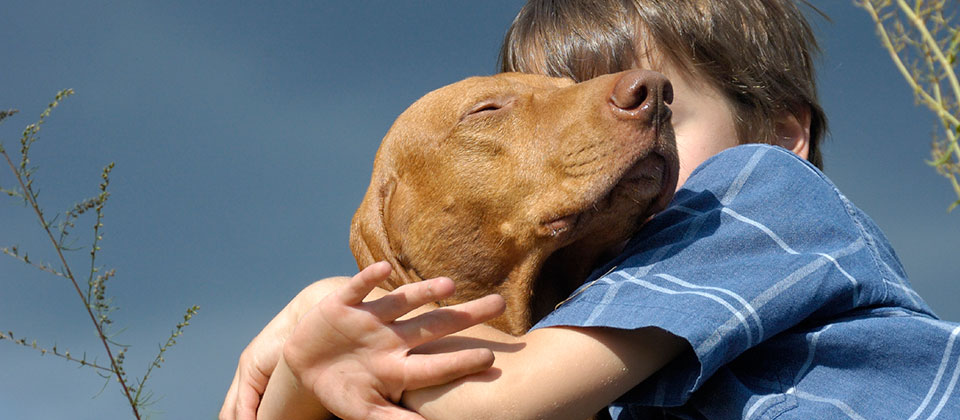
[223,1,960,419]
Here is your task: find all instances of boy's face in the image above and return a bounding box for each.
[636,57,740,189]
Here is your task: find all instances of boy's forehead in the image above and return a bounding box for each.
[631,34,696,80]
[628,34,719,94]
[507,16,696,86]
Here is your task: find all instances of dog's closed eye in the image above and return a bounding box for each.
[463,98,513,121]
[468,102,502,115]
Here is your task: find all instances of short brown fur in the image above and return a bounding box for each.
[351,70,677,335]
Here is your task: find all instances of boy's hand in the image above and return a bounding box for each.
[284,261,506,420]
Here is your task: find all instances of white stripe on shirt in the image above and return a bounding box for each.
[910,325,960,420]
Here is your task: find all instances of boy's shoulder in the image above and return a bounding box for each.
[634,143,931,314]
[684,144,828,196]
[660,144,846,232]
[701,143,809,165]
[665,144,858,243]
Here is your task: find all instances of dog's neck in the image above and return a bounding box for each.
[529,241,624,326]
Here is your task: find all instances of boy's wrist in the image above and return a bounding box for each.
[258,351,331,420]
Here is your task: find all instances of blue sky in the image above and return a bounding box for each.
[1,1,958,418]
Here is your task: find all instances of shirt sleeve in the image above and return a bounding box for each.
[530,144,896,406]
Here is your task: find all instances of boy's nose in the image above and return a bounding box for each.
[609,69,673,122]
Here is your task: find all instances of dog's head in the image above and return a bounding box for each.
[351,70,677,334]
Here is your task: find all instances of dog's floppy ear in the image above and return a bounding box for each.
[349,174,421,290]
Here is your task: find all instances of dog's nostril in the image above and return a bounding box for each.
[612,81,648,110]
[635,85,648,109]
[611,70,671,113]
[610,70,673,122]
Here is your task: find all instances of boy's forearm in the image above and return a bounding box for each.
[258,354,333,420]
[403,324,686,420]
[254,276,684,419]
[252,276,351,420]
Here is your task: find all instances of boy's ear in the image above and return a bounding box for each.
[773,105,811,160]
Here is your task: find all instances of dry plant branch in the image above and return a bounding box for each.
[0,90,200,419]
[857,0,960,210]
[0,330,114,373]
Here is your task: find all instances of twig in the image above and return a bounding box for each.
[0,331,114,373]
[1,246,68,278]
[0,90,142,419]
[858,0,960,210]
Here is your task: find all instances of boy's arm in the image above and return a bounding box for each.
[257,355,333,420]
[222,269,685,420]
[256,262,507,420]
[404,323,685,420]
[257,325,684,420]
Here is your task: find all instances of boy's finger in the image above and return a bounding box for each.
[367,405,428,420]
[336,261,393,305]
[235,383,262,420]
[365,277,456,322]
[227,365,262,420]
[394,294,506,348]
[403,348,495,391]
[218,370,239,419]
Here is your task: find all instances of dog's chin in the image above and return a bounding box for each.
[538,151,677,245]
[646,150,679,219]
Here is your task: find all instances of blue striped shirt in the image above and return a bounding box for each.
[532,145,960,419]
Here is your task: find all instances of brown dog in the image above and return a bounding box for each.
[350,70,677,335]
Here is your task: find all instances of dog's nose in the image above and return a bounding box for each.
[609,69,673,121]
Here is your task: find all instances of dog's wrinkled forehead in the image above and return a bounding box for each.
[393,73,574,135]
[374,72,575,175]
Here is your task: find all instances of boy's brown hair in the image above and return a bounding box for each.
[499,0,827,169]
